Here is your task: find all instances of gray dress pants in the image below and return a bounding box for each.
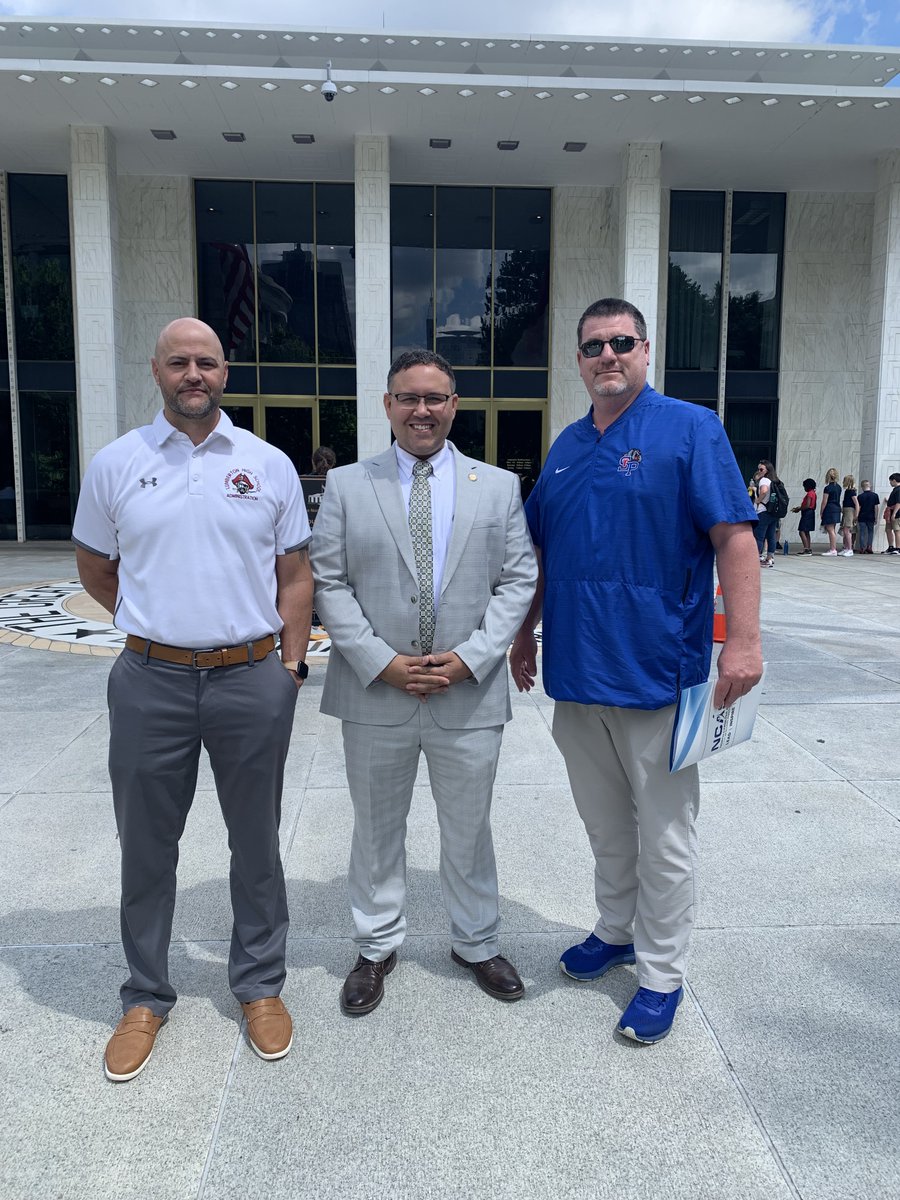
[107,648,298,1015]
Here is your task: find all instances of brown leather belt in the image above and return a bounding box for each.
[124,633,276,669]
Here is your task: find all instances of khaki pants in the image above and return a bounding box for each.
[552,701,700,992]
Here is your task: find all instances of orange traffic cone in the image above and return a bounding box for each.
[712,585,726,643]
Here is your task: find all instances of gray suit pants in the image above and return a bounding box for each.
[108,648,298,1016]
[342,706,504,963]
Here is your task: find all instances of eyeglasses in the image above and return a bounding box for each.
[579,335,644,357]
[390,393,452,408]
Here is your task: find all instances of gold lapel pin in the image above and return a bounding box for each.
[468,472,478,481]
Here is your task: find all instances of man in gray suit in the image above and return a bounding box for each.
[311,349,537,1015]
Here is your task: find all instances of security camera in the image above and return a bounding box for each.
[322,60,336,102]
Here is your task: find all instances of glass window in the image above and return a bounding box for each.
[8,174,74,362]
[256,182,315,364]
[725,399,778,486]
[435,187,491,367]
[492,189,550,367]
[316,183,355,364]
[0,393,15,540]
[497,407,543,500]
[318,398,357,468]
[19,391,78,538]
[450,408,486,461]
[221,404,255,433]
[391,185,434,358]
[195,180,256,362]
[727,193,785,372]
[265,406,312,473]
[0,234,8,359]
[666,192,724,373]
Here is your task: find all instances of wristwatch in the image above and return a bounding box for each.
[282,659,309,680]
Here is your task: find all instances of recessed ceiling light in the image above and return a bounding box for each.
[836,99,853,107]
[221,81,239,90]
[535,91,552,99]
[282,34,293,40]
[799,98,816,106]
[222,131,246,142]
[497,140,519,150]
[535,43,545,50]
[261,82,278,91]
[17,74,35,83]
[510,42,520,49]
[650,93,667,102]
[385,37,395,44]
[497,89,514,98]
[612,92,628,102]
[379,86,397,94]
[308,34,319,42]
[573,91,590,100]
[99,77,116,86]
[585,45,594,51]
[76,26,86,33]
[340,85,357,93]
[151,129,177,140]
[633,46,643,53]
[560,44,570,50]
[827,52,837,59]
[419,87,436,95]
[707,49,717,55]
[874,54,885,61]
[101,27,111,34]
[459,40,470,47]
[232,32,242,39]
[687,95,704,103]
[180,80,198,89]
[779,51,790,58]
[731,50,741,56]
[683,48,693,54]
[458,88,475,97]
[659,47,669,54]
[58,75,77,84]
[258,33,269,40]
[178,29,189,36]
[410,38,420,46]
[332,35,343,43]
[292,133,315,143]
[874,100,890,108]
[300,83,316,92]
[48,25,59,32]
[755,50,766,57]
[724,96,741,104]
[564,141,586,152]
[762,97,779,106]
[140,78,158,87]
[435,39,445,46]
[610,45,619,52]
[803,52,814,59]
[429,137,451,149]
[850,53,861,60]
[873,77,884,83]
[485,41,495,49]
[206,31,216,38]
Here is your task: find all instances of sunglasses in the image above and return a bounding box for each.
[579,335,644,358]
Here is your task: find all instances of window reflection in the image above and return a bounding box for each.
[195,180,256,362]
[497,408,543,500]
[8,174,75,362]
[492,189,550,367]
[318,398,357,468]
[256,182,315,364]
[666,192,724,373]
[0,240,8,359]
[727,194,785,372]
[391,185,433,357]
[436,187,491,367]
[449,408,486,461]
[19,391,78,539]
[265,406,313,473]
[316,184,355,364]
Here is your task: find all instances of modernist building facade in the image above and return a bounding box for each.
[0,18,898,541]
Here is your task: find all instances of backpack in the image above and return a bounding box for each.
[766,479,790,519]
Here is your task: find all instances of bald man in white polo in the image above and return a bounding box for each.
[74,318,313,1081]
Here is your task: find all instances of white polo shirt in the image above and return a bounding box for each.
[72,409,311,647]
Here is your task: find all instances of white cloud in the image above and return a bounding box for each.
[0,0,880,44]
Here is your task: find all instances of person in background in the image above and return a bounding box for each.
[820,467,842,556]
[792,478,817,555]
[856,481,879,554]
[883,473,900,554]
[839,475,859,557]
[312,446,337,477]
[753,459,780,569]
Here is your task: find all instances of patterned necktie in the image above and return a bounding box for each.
[409,460,435,655]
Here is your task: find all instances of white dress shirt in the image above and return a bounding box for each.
[394,441,456,611]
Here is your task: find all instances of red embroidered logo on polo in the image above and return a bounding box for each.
[225,468,261,500]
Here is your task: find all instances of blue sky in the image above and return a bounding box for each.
[0,0,896,48]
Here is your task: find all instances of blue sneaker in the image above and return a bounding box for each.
[617,986,683,1043]
[559,933,636,981]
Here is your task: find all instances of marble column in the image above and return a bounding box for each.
[70,126,124,469]
[548,186,618,442]
[863,152,900,547]
[619,143,662,389]
[354,135,391,459]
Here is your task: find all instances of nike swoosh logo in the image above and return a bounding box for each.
[555,466,570,474]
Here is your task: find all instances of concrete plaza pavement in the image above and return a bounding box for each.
[0,544,898,1200]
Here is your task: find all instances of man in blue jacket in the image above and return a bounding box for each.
[510,298,761,1044]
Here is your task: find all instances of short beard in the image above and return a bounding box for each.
[165,389,221,421]
[591,376,628,399]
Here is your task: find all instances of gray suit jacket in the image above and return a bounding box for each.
[310,442,537,729]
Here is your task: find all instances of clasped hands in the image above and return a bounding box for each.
[380,651,471,700]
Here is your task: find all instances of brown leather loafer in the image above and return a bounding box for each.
[241,996,293,1060]
[104,1006,166,1082]
[340,952,397,1016]
[451,950,525,1001]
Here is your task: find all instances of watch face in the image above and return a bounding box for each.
[295,661,309,680]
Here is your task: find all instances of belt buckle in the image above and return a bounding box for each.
[191,647,217,668]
